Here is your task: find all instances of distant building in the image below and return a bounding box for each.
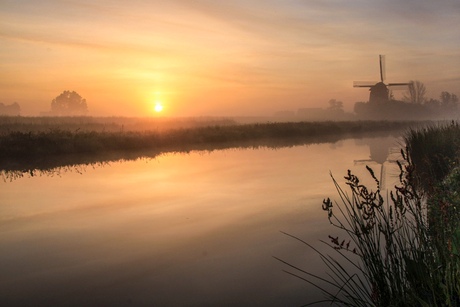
[297,108,328,120]
[297,107,354,121]
[273,110,295,117]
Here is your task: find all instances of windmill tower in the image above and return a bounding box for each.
[354,55,411,103]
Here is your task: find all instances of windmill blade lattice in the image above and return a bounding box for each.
[388,82,412,87]
[353,81,379,88]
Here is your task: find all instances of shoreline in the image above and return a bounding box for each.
[0,119,430,174]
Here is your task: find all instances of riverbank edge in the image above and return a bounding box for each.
[0,120,430,173]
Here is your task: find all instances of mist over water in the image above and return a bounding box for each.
[0,135,402,306]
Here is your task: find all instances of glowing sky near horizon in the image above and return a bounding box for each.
[1,0,459,116]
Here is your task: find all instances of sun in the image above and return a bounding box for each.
[154,102,163,113]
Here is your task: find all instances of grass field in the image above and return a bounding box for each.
[0,115,237,133]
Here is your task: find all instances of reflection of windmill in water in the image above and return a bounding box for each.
[354,55,412,103]
[355,137,402,189]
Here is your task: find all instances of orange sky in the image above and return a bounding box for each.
[1,0,459,117]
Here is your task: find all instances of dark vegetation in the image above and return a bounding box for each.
[406,122,460,191]
[49,91,88,116]
[1,90,88,117]
[281,121,460,305]
[0,117,427,177]
[354,88,459,120]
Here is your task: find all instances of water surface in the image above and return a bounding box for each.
[0,136,402,306]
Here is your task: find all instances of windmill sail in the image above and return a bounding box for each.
[379,55,386,82]
[388,82,412,86]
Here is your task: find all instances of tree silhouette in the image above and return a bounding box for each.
[440,91,459,109]
[403,80,426,104]
[51,91,88,116]
[328,99,344,112]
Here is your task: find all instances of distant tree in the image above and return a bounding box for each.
[425,98,441,108]
[0,102,20,116]
[403,80,426,104]
[328,99,344,112]
[440,91,459,109]
[51,90,88,116]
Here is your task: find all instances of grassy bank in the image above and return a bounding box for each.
[405,121,460,191]
[0,118,432,178]
[0,119,425,159]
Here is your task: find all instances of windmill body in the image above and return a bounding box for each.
[369,82,389,104]
[354,55,411,103]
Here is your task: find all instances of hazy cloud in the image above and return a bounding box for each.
[1,0,459,115]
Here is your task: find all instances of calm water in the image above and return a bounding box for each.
[0,136,402,306]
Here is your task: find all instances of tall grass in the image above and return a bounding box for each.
[405,121,460,191]
[281,122,460,306]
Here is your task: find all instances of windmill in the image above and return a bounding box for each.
[354,55,411,103]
